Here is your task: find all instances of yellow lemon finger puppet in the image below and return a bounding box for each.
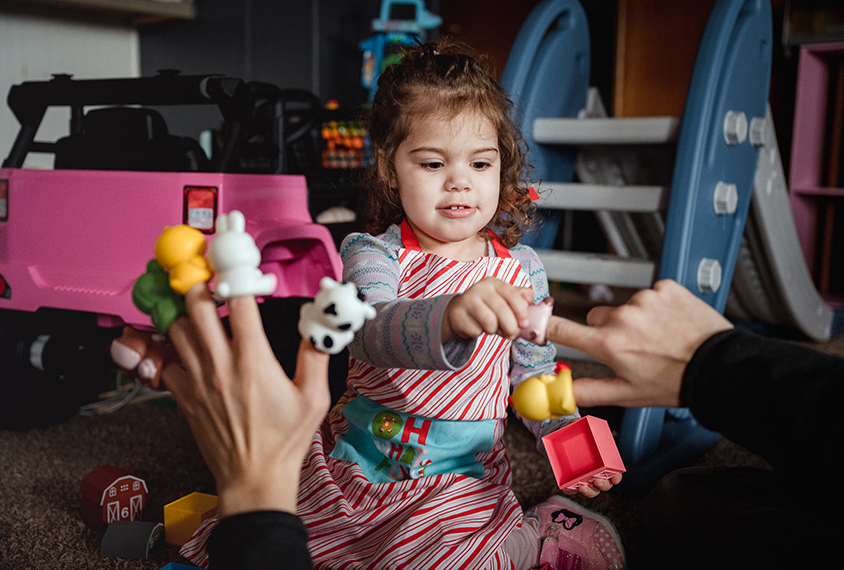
[510,362,576,421]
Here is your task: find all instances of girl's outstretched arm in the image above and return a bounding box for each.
[342,229,477,371]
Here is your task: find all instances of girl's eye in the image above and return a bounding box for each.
[422,161,444,170]
[472,161,492,170]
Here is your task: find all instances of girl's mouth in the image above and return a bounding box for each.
[439,205,475,218]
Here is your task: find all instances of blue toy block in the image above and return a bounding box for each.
[500,0,590,249]
[159,563,198,570]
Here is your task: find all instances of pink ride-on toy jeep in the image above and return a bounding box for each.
[0,72,341,429]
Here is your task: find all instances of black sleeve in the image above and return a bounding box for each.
[207,511,312,570]
[682,328,844,475]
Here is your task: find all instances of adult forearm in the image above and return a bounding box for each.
[208,511,312,570]
[683,328,844,474]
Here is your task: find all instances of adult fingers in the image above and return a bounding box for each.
[182,284,231,360]
[571,376,637,409]
[158,354,195,413]
[225,295,276,359]
[584,305,616,327]
[291,340,331,418]
[167,310,205,384]
[545,315,602,357]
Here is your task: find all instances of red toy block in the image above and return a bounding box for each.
[80,465,148,531]
[542,415,626,491]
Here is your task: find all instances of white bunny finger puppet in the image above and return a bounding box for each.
[208,210,278,300]
[298,277,377,354]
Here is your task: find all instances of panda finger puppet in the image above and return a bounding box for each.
[299,277,376,354]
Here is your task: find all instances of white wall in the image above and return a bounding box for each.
[0,13,140,169]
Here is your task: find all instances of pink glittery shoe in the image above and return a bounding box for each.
[526,495,626,569]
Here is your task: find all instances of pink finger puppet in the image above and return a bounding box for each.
[518,296,554,345]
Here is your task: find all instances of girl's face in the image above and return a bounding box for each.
[392,110,500,261]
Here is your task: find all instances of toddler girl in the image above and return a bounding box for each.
[182,39,624,570]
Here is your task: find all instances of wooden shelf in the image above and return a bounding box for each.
[791,186,844,197]
[789,42,844,299]
[0,0,194,25]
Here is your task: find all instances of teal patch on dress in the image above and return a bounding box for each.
[330,393,496,483]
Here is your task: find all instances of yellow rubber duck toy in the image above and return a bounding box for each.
[511,362,576,421]
[154,225,213,295]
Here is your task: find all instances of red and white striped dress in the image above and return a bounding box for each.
[182,221,553,569]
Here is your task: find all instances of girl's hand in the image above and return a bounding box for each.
[443,277,532,342]
[561,473,624,499]
[162,285,330,518]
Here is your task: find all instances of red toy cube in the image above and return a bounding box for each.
[542,415,626,490]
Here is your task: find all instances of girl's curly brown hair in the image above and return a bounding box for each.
[365,38,535,249]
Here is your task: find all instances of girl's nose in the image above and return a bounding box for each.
[445,167,471,192]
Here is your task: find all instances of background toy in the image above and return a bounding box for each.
[110,326,176,390]
[163,492,218,546]
[298,276,376,354]
[208,210,278,300]
[80,465,148,531]
[132,259,187,334]
[358,0,442,101]
[0,72,343,432]
[542,415,626,491]
[510,362,575,421]
[154,224,213,295]
[100,521,163,559]
[518,296,554,345]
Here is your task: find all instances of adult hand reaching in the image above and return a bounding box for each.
[545,279,733,409]
[162,285,330,519]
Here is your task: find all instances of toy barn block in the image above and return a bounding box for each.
[80,465,148,531]
[164,492,218,546]
[542,415,626,491]
[100,521,163,559]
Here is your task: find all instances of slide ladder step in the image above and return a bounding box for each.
[536,249,656,288]
[536,182,668,212]
[533,116,681,145]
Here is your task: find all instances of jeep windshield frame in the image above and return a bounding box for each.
[2,72,255,172]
